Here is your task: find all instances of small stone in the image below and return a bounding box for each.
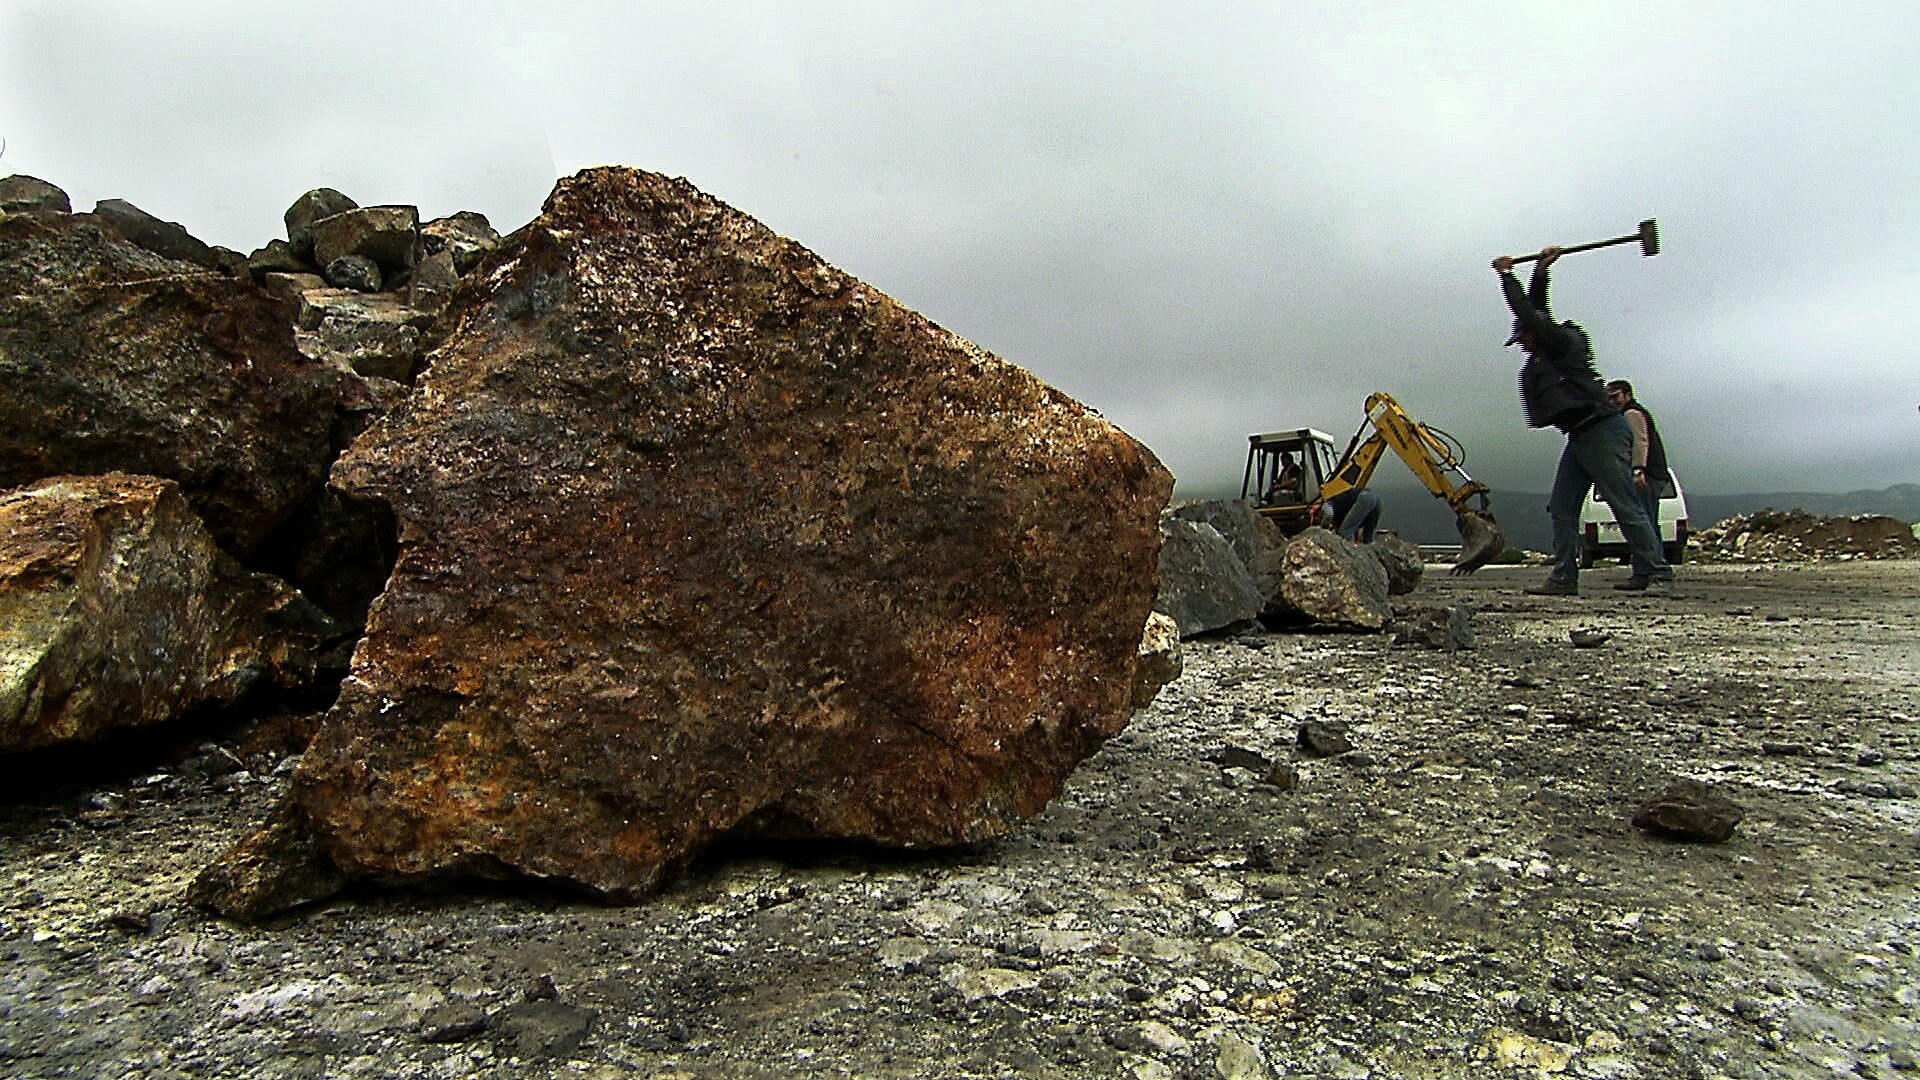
[1297,721,1353,758]
[420,1004,493,1044]
[1569,628,1611,648]
[1856,749,1888,767]
[1631,779,1744,843]
[324,254,382,293]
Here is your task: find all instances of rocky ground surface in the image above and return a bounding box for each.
[2,560,1916,1079]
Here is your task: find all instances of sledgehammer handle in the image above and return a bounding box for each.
[1509,218,1659,264]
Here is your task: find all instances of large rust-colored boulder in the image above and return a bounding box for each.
[0,212,345,555]
[0,474,334,752]
[205,166,1172,914]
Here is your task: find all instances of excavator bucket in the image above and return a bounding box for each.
[1452,510,1508,575]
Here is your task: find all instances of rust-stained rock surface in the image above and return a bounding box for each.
[0,474,334,752]
[217,166,1172,910]
[0,213,344,555]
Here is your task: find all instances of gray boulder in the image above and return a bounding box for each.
[310,205,420,278]
[421,210,500,274]
[1169,498,1287,601]
[0,174,71,215]
[284,187,358,260]
[90,198,222,270]
[324,253,383,293]
[1370,532,1425,595]
[1155,515,1266,638]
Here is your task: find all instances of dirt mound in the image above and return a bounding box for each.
[1693,508,1917,562]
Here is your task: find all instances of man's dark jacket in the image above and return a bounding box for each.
[1501,262,1614,432]
[1622,400,1671,487]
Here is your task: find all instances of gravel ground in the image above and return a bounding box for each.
[2,560,1916,1079]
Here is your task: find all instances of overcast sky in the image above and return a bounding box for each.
[5,1,1916,496]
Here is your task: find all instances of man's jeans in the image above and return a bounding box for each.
[1547,413,1672,583]
[1637,477,1661,540]
[1338,489,1383,542]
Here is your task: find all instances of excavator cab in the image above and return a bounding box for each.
[1242,429,1339,533]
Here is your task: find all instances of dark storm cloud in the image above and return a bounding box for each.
[4,1,1914,496]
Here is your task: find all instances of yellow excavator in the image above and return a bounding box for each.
[1239,392,1508,574]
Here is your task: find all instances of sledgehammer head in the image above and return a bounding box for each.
[1638,218,1660,257]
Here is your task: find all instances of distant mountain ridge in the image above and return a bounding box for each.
[1169,481,1920,551]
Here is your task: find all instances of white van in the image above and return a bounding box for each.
[1579,470,1690,568]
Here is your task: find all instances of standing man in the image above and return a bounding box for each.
[1606,379,1670,553]
[1493,246,1674,595]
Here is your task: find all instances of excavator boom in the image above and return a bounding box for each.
[1320,393,1508,574]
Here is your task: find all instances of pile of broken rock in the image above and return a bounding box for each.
[1152,498,1472,650]
[1692,509,1916,563]
[1,166,1178,919]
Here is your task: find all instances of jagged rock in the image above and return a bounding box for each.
[310,205,419,278]
[0,474,335,752]
[406,249,460,313]
[202,166,1172,916]
[323,253,383,293]
[1297,720,1354,758]
[244,239,308,279]
[284,283,433,382]
[1370,532,1425,595]
[284,187,358,261]
[1131,611,1182,710]
[0,174,71,215]
[186,800,346,917]
[257,270,329,317]
[305,311,419,380]
[1169,498,1286,600]
[1390,605,1475,651]
[1266,527,1391,630]
[421,210,500,274]
[1155,516,1265,638]
[90,198,222,270]
[0,212,345,555]
[1631,780,1744,843]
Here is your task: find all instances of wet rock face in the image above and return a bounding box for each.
[251,166,1171,906]
[0,213,344,555]
[0,474,334,752]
